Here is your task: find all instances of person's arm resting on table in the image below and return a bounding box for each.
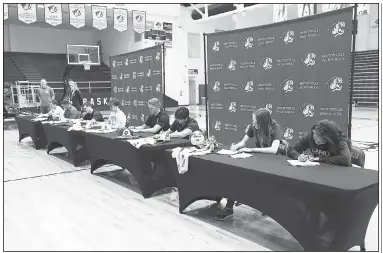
[318,140,352,166]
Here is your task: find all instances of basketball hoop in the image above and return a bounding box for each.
[83,61,91,71]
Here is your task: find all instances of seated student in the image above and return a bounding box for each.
[61,99,81,119]
[215,108,283,221]
[163,107,199,139]
[82,102,104,122]
[287,119,352,167]
[127,98,170,134]
[107,98,126,129]
[47,100,64,120]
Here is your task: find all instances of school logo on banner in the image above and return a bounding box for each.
[156,84,161,92]
[282,79,294,93]
[4,4,8,20]
[133,100,138,107]
[119,73,123,80]
[302,52,316,66]
[18,4,37,24]
[112,61,116,68]
[301,104,315,117]
[213,120,222,131]
[261,57,273,70]
[126,86,130,93]
[45,4,62,26]
[329,21,346,37]
[141,113,145,122]
[212,81,221,92]
[227,60,236,71]
[262,103,273,114]
[121,100,125,106]
[281,30,295,44]
[132,10,146,34]
[113,86,117,93]
[124,58,129,66]
[127,113,131,121]
[146,69,151,77]
[228,102,237,112]
[114,8,128,32]
[283,127,294,140]
[211,41,220,52]
[244,81,254,92]
[69,4,85,28]
[244,37,254,49]
[92,5,107,30]
[327,76,343,92]
[155,52,161,61]
[140,85,144,93]
[132,72,137,79]
[139,56,144,63]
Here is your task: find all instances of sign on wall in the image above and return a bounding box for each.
[18,4,37,24]
[298,4,315,18]
[132,10,146,34]
[69,4,86,28]
[4,4,8,20]
[357,4,370,16]
[274,4,287,22]
[110,45,164,126]
[92,5,107,30]
[145,20,173,48]
[206,8,353,146]
[45,4,62,26]
[113,8,128,32]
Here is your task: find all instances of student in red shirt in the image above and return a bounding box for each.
[287,119,352,166]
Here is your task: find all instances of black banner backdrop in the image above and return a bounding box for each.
[206,8,354,146]
[110,44,164,126]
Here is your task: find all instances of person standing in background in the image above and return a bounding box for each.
[68,79,83,111]
[37,79,55,114]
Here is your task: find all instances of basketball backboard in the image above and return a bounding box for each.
[67,45,100,66]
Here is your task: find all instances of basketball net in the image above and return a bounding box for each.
[82,61,91,71]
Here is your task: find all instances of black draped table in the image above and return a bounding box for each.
[15,116,47,150]
[83,132,191,198]
[164,150,378,251]
[42,124,89,167]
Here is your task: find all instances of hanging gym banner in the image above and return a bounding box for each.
[206,7,353,146]
[92,5,107,30]
[45,4,62,26]
[110,45,164,126]
[114,8,128,32]
[69,4,85,28]
[298,4,315,18]
[132,10,146,34]
[4,4,8,20]
[18,4,37,24]
[274,4,287,23]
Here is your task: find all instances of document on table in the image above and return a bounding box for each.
[231,153,253,159]
[216,149,239,155]
[287,160,320,167]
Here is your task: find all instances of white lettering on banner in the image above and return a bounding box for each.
[301,104,315,117]
[69,4,85,28]
[210,103,223,110]
[277,58,295,67]
[103,98,108,104]
[123,73,130,79]
[322,53,345,63]
[211,81,220,92]
[240,61,256,69]
[302,53,316,66]
[131,87,138,92]
[153,70,161,76]
[224,41,238,49]
[83,97,109,106]
[244,37,254,49]
[209,63,223,71]
[116,61,123,66]
[138,101,146,107]
[283,127,294,140]
[300,28,321,39]
[281,30,295,44]
[132,114,138,120]
[320,107,343,116]
[18,4,37,24]
[224,123,238,132]
[329,21,346,37]
[300,81,319,90]
[258,83,275,91]
[326,76,343,91]
[97,98,101,105]
[137,72,145,78]
[112,75,118,80]
[223,83,238,91]
[281,79,294,93]
[92,5,107,30]
[117,88,124,92]
[243,81,254,92]
[145,85,153,92]
[130,59,137,64]
[145,55,152,62]
[276,106,296,114]
[45,4,62,26]
[239,105,257,112]
[257,36,275,45]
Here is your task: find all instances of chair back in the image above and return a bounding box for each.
[351,146,366,168]
[278,139,290,156]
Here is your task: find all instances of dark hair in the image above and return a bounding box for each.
[252,108,279,147]
[51,99,58,105]
[83,102,93,108]
[109,98,120,107]
[311,120,352,151]
[175,107,189,120]
[61,99,70,106]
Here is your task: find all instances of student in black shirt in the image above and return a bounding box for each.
[287,119,352,166]
[82,102,104,122]
[215,108,283,221]
[163,107,199,139]
[127,98,170,134]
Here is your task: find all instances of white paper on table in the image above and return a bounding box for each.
[217,149,240,155]
[287,160,320,167]
[231,153,253,159]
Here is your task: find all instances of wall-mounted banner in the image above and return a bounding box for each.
[69,4,85,28]
[274,4,287,22]
[45,4,62,26]
[132,10,146,34]
[145,20,173,48]
[357,4,370,16]
[92,5,107,30]
[114,8,128,32]
[206,8,353,146]
[4,4,8,20]
[298,4,315,17]
[322,4,349,13]
[18,4,37,24]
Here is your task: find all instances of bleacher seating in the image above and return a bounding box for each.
[4,52,111,83]
[352,50,379,106]
[4,55,26,83]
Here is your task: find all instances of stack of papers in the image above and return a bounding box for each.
[231,153,253,159]
[216,149,239,155]
[287,160,320,167]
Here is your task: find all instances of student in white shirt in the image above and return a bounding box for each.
[107,98,127,129]
[47,100,64,120]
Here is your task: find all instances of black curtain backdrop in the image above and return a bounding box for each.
[110,45,164,126]
[206,8,353,146]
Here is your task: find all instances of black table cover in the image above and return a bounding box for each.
[42,124,89,167]
[15,116,47,150]
[83,132,191,198]
[164,150,378,251]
